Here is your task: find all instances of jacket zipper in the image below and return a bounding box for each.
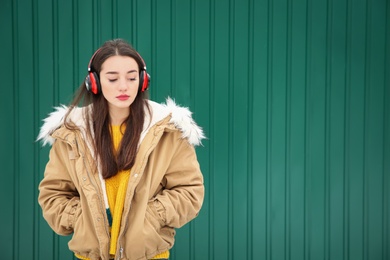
[58,133,112,259]
[117,246,123,260]
[115,133,162,258]
[81,151,110,238]
[76,137,111,260]
[116,204,131,258]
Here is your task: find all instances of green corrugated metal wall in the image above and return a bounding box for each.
[0,0,389,259]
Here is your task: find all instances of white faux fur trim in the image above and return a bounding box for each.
[36,105,68,146]
[143,97,205,146]
[164,97,206,146]
[37,97,205,146]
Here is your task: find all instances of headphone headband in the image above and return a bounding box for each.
[134,51,147,71]
[87,48,102,72]
[85,46,150,94]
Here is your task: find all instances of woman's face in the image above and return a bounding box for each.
[99,55,140,118]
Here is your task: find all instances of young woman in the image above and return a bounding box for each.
[37,39,205,260]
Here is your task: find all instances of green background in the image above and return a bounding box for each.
[0,0,389,259]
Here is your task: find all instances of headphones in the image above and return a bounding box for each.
[85,48,150,95]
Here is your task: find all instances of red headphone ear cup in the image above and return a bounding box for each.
[139,71,145,91]
[85,74,92,92]
[139,70,150,92]
[86,72,101,94]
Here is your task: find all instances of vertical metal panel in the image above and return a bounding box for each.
[287,1,307,259]
[346,0,367,259]
[0,0,16,259]
[364,1,387,259]
[385,3,390,259]
[210,0,231,259]
[0,0,389,259]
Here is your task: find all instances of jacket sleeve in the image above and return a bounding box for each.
[38,139,81,236]
[150,134,205,228]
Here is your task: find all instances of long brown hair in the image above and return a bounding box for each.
[64,39,151,179]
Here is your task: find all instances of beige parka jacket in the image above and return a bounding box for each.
[37,98,205,260]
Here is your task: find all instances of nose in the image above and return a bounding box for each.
[118,78,128,91]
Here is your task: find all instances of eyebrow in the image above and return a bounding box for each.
[105,69,138,75]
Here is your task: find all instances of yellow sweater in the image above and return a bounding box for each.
[76,125,169,260]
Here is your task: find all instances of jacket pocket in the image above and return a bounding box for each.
[68,205,101,259]
[59,197,81,231]
[145,204,175,249]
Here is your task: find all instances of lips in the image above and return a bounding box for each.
[116,94,130,101]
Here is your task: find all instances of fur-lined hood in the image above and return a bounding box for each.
[37,97,205,147]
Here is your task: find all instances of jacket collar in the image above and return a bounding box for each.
[37,97,205,147]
